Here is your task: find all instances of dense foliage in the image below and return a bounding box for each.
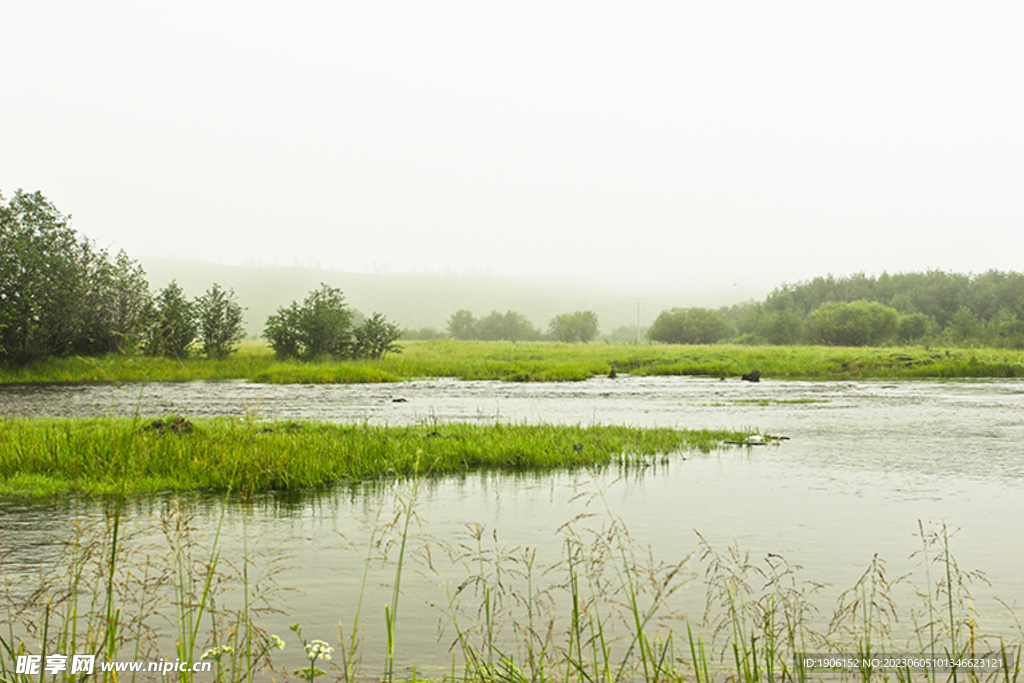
[647,307,735,345]
[195,283,246,359]
[720,270,1024,347]
[2,190,400,367]
[352,312,403,359]
[804,301,900,346]
[446,309,543,341]
[1,190,149,362]
[549,310,599,343]
[263,284,402,360]
[145,280,197,358]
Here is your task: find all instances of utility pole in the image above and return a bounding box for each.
[636,298,641,344]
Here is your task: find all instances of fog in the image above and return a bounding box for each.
[3,2,1023,297]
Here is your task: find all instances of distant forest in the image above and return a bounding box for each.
[712,270,1024,348]
[6,190,1024,363]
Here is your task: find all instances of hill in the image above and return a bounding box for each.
[139,258,762,338]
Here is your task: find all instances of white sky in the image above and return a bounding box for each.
[3,1,1023,296]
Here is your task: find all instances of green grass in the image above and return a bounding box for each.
[3,493,1019,683]
[0,418,748,497]
[4,340,1024,385]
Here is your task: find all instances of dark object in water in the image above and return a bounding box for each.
[392,397,408,403]
[741,370,761,382]
[608,368,617,379]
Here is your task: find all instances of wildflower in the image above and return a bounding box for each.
[271,634,286,650]
[305,639,333,661]
[201,644,233,660]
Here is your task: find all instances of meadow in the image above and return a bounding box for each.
[3,340,1024,385]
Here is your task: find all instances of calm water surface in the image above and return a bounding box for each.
[2,376,1023,674]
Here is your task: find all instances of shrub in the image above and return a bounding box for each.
[145,281,197,358]
[647,308,736,345]
[549,311,599,343]
[805,300,899,346]
[896,312,932,343]
[447,309,477,340]
[476,311,540,342]
[353,312,403,359]
[195,284,246,359]
[757,310,804,345]
[263,284,354,359]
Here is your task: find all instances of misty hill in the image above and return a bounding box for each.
[139,258,762,338]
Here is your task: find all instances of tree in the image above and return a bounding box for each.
[353,312,403,359]
[986,309,1024,349]
[263,284,354,359]
[896,313,931,343]
[447,309,477,340]
[1,190,114,363]
[757,310,804,345]
[647,308,736,345]
[944,307,982,346]
[476,310,539,342]
[263,302,303,359]
[195,284,246,359]
[805,300,899,346]
[85,250,152,354]
[146,280,197,358]
[549,311,599,343]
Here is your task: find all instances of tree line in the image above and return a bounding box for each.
[1,190,401,365]
[444,309,599,343]
[649,271,1024,348]
[9,191,1023,358]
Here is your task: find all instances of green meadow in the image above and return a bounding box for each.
[3,340,1024,385]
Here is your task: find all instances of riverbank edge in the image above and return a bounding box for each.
[3,341,1024,385]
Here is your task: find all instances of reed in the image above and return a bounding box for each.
[1,487,1021,682]
[0,498,289,683]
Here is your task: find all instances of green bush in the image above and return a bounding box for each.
[264,284,354,359]
[353,312,403,359]
[145,280,197,358]
[647,307,735,345]
[447,309,477,340]
[549,310,599,343]
[195,283,245,359]
[757,310,804,345]
[896,312,932,343]
[806,300,899,346]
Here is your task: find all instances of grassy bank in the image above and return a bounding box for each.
[0,418,747,497]
[4,340,1024,385]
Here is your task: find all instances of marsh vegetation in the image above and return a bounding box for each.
[2,486,1020,682]
[5,340,1024,386]
[0,418,745,497]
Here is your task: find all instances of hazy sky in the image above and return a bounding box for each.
[3,1,1023,297]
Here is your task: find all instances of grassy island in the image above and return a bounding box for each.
[0,418,748,497]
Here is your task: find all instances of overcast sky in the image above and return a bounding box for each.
[3,1,1023,297]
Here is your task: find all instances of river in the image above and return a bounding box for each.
[2,375,1022,677]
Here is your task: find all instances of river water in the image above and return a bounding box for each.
[2,376,1023,676]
